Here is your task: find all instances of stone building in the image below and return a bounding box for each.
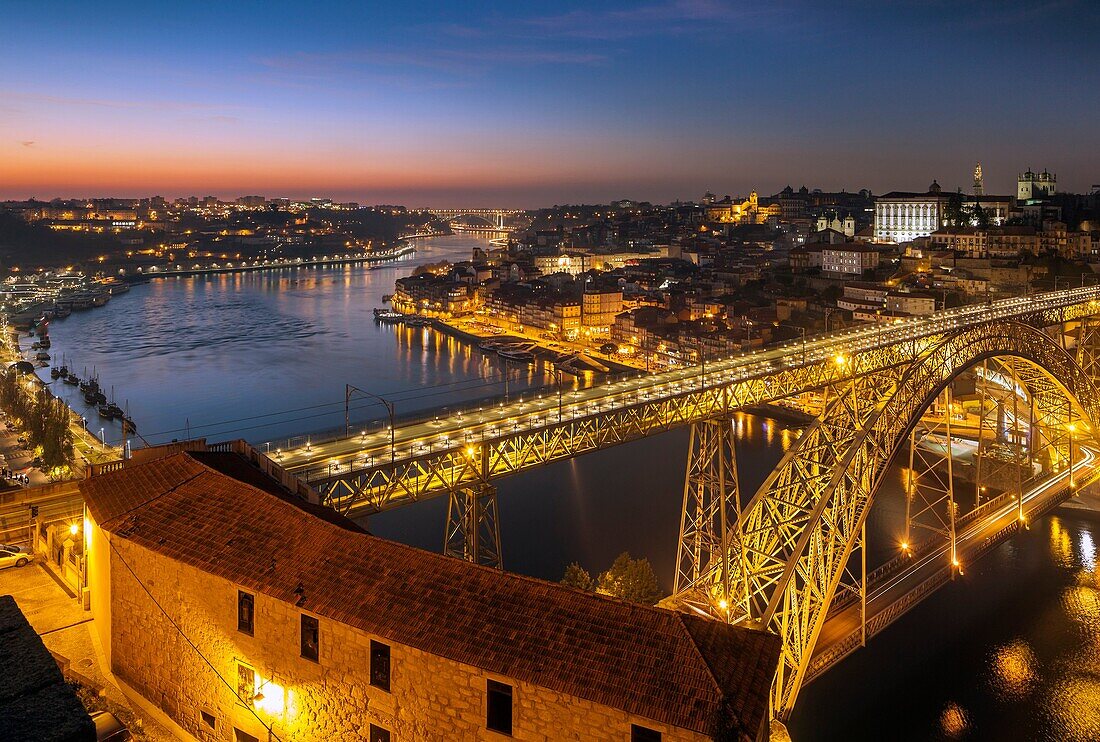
[81,447,780,742]
[874,182,1010,243]
[821,245,880,275]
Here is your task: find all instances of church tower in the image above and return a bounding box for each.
[973,162,984,196]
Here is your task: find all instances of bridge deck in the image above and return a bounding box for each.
[277,288,1100,515]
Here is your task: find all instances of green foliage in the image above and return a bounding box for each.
[560,562,594,592]
[0,371,74,469]
[596,552,663,605]
[944,191,966,228]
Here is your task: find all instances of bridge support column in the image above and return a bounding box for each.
[904,386,958,571]
[444,484,502,569]
[674,415,740,616]
[975,359,1027,512]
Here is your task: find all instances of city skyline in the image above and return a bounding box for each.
[3,0,1100,206]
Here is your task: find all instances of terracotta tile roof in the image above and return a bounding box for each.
[81,453,780,738]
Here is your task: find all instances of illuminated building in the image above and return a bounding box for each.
[874,180,1011,243]
[704,191,780,225]
[582,287,624,333]
[1018,168,1056,203]
[79,443,779,741]
[821,245,880,275]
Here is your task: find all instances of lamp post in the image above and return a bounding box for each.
[1068,420,1076,489]
[556,368,564,423]
[775,322,807,364]
[345,385,396,463]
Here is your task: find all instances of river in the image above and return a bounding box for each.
[27,233,1100,740]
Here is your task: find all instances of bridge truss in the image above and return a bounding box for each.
[673,319,1100,719]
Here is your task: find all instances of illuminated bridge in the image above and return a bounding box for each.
[422,207,526,231]
[273,286,1100,724]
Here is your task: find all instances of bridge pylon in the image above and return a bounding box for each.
[444,484,502,569]
[974,359,1028,507]
[903,387,958,569]
[674,414,741,615]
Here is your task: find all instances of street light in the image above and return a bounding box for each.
[775,322,807,364]
[1068,421,1076,488]
[346,385,396,463]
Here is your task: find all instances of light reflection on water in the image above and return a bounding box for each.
[794,511,1100,741]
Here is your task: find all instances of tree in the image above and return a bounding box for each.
[597,552,662,605]
[968,203,990,229]
[944,191,965,228]
[560,562,594,592]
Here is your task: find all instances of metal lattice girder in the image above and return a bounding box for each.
[294,291,1100,517]
[904,388,958,550]
[700,320,1100,720]
[1077,317,1100,381]
[444,484,502,569]
[974,359,1029,501]
[675,415,740,605]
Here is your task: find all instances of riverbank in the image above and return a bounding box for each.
[1,328,120,482]
[133,243,416,280]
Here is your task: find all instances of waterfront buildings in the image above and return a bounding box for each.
[80,443,780,742]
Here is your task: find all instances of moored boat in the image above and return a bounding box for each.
[497,348,535,363]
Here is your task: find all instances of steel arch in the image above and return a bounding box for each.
[719,320,1100,719]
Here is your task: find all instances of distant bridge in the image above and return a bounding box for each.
[421,208,527,231]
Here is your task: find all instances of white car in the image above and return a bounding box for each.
[0,545,33,569]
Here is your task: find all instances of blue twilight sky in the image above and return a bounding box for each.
[1,0,1099,206]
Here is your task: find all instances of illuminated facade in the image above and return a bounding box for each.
[1018,168,1056,202]
[80,446,779,742]
[874,181,1010,243]
[704,191,780,225]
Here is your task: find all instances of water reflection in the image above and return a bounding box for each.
[988,639,1036,699]
[794,511,1100,741]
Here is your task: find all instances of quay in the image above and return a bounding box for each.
[134,243,416,280]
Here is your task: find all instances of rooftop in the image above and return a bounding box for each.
[81,451,781,738]
[0,595,95,741]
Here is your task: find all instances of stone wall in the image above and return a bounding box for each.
[106,537,711,741]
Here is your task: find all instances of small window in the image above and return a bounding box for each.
[370,640,391,692]
[631,725,662,742]
[237,591,254,636]
[301,614,319,661]
[200,710,216,730]
[237,664,255,705]
[234,729,260,742]
[486,679,512,735]
[369,724,391,742]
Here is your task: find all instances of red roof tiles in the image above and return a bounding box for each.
[81,452,779,739]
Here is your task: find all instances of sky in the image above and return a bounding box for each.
[2,0,1099,207]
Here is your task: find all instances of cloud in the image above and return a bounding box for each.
[3,91,241,114]
[259,46,604,81]
[451,0,786,41]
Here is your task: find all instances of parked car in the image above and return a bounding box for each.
[0,545,32,569]
[92,711,131,741]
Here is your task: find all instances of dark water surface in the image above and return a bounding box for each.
[32,234,1100,741]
